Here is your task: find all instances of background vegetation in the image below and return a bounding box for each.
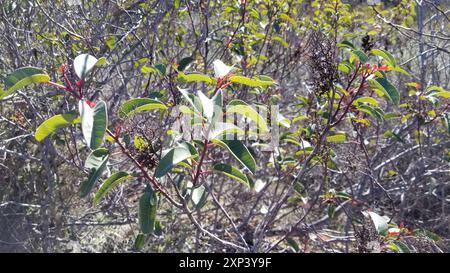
[0,0,449,253]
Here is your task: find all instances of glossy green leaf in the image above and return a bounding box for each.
[357,105,384,120]
[369,78,400,105]
[1,67,50,99]
[179,88,203,114]
[80,148,109,198]
[227,100,269,132]
[272,36,288,48]
[326,134,346,143]
[155,146,193,178]
[96,57,108,66]
[229,76,275,87]
[139,187,157,234]
[79,100,108,150]
[212,139,256,174]
[118,98,167,118]
[191,184,207,208]
[351,50,369,63]
[337,40,356,50]
[93,171,132,206]
[353,97,379,106]
[371,49,396,67]
[178,73,214,84]
[211,90,223,125]
[35,113,80,141]
[213,163,250,187]
[134,234,145,250]
[277,113,291,128]
[286,237,300,252]
[210,122,244,139]
[177,56,194,71]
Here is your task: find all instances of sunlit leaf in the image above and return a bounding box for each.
[371,49,396,67]
[227,100,269,132]
[79,100,107,149]
[80,148,109,198]
[213,59,233,78]
[1,67,50,99]
[93,172,132,206]
[326,134,346,143]
[213,163,250,187]
[155,146,194,178]
[139,187,158,234]
[369,78,400,105]
[367,211,389,235]
[212,139,256,174]
[73,54,98,79]
[118,98,167,118]
[35,113,80,141]
[229,75,275,87]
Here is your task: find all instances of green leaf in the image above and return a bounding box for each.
[96,57,108,66]
[369,78,400,105]
[178,72,214,84]
[286,237,300,252]
[197,90,214,120]
[357,105,384,120]
[141,65,157,74]
[190,184,207,208]
[213,163,250,187]
[442,114,450,134]
[371,49,396,67]
[177,56,194,71]
[139,187,158,234]
[212,139,256,174]
[338,62,351,74]
[213,60,233,78]
[353,97,379,106]
[155,64,166,75]
[179,88,203,114]
[277,113,291,128]
[272,36,289,48]
[351,50,369,63]
[179,142,199,157]
[337,40,356,50]
[93,171,132,206]
[155,146,194,178]
[1,67,50,99]
[367,211,389,235]
[118,98,167,118]
[211,90,223,125]
[210,122,244,139]
[134,234,145,250]
[79,100,108,150]
[73,54,98,79]
[229,75,275,87]
[426,86,450,99]
[394,241,411,253]
[326,134,346,143]
[227,100,269,132]
[105,36,116,50]
[390,66,410,76]
[80,148,109,198]
[35,113,80,141]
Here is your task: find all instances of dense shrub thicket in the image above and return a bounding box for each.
[0,0,449,253]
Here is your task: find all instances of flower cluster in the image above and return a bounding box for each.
[364,63,390,74]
